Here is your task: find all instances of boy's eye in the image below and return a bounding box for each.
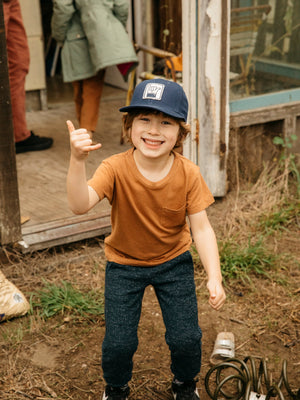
[162,120,171,125]
[139,117,150,122]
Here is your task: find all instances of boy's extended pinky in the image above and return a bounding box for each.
[88,143,102,152]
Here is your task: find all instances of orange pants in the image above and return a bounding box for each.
[3,0,31,142]
[72,69,106,132]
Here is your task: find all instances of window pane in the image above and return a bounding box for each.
[230,0,300,101]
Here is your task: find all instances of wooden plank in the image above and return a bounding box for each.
[220,0,229,170]
[182,0,198,164]
[230,89,300,113]
[19,212,111,253]
[253,57,300,79]
[284,115,297,138]
[230,101,300,128]
[194,0,229,196]
[21,212,111,234]
[0,0,22,245]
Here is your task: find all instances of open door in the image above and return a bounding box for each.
[0,0,230,250]
[182,0,230,196]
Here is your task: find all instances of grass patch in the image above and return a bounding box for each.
[258,199,300,235]
[218,238,278,284]
[273,134,300,195]
[192,237,280,286]
[0,322,25,347]
[31,280,104,320]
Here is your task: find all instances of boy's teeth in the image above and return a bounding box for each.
[144,139,162,144]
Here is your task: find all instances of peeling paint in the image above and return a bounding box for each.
[200,0,221,156]
[209,84,221,155]
[181,0,229,196]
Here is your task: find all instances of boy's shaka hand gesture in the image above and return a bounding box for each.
[67,120,101,160]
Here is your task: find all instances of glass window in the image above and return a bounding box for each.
[230,0,300,101]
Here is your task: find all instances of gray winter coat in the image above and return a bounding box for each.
[51,0,138,82]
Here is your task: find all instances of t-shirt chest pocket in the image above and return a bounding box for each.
[160,204,187,229]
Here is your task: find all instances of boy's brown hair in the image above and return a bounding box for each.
[121,109,191,150]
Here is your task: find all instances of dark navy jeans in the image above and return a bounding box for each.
[102,251,202,387]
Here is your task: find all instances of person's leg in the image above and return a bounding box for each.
[4,0,30,142]
[152,251,202,382]
[102,261,147,387]
[72,80,83,127]
[79,69,105,132]
[4,0,53,153]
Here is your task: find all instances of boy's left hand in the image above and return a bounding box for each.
[207,280,226,310]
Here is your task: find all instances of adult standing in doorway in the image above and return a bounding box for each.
[51,0,138,137]
[3,0,54,154]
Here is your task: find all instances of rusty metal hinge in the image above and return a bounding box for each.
[194,118,199,145]
[220,140,226,157]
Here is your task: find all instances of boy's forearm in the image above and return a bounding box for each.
[192,224,226,310]
[189,211,222,281]
[67,156,90,214]
[193,227,223,283]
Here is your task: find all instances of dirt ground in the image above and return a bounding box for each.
[1,177,300,400]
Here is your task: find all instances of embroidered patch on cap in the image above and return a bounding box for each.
[142,83,165,101]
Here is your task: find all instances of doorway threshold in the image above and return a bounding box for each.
[19,212,111,253]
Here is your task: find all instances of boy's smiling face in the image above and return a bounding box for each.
[130,112,180,159]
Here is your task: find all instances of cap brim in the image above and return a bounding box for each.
[119,105,186,121]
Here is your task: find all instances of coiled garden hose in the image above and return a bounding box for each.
[205,356,300,400]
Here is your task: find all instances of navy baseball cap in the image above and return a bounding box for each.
[119,78,189,121]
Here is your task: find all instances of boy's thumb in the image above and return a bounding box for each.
[66,120,75,133]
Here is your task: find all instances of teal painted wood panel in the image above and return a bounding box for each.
[230,88,300,112]
[254,58,300,80]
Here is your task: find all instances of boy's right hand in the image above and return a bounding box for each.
[207,279,226,310]
[67,120,101,160]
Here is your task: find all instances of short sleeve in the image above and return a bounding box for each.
[186,167,215,215]
[87,160,115,203]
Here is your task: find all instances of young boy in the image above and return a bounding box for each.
[66,78,226,400]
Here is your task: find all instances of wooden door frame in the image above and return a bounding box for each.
[0,0,22,245]
[182,0,230,196]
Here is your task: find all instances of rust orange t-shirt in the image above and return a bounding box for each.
[88,148,214,266]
